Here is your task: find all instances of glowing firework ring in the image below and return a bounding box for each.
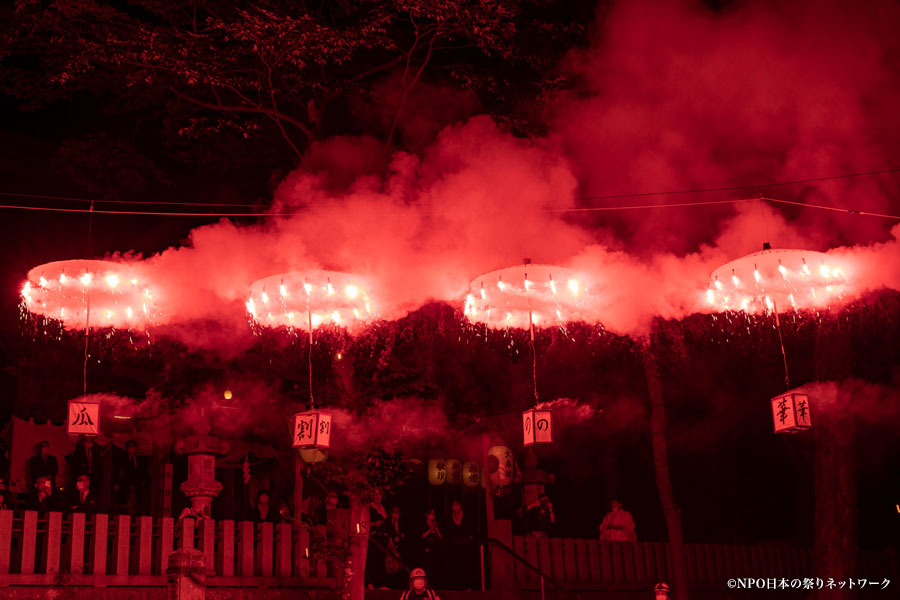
[21,260,157,330]
[465,264,585,329]
[708,248,847,313]
[247,270,375,329]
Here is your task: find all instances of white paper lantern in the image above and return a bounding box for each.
[771,392,812,433]
[463,461,481,487]
[67,400,100,437]
[523,409,553,446]
[488,446,514,486]
[292,411,332,448]
[428,459,448,485]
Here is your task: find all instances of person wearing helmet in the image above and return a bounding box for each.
[400,567,440,599]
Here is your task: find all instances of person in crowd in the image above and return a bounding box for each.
[26,475,57,515]
[385,505,407,588]
[524,493,555,537]
[419,508,444,587]
[598,499,637,542]
[400,567,441,600]
[251,489,277,523]
[115,440,148,514]
[445,500,477,589]
[67,474,97,515]
[366,488,389,589]
[0,476,10,510]
[316,489,340,525]
[29,440,58,489]
[68,436,105,489]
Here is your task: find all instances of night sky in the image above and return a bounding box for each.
[1,0,899,550]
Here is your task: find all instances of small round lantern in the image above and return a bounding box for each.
[299,448,327,463]
[428,459,448,485]
[446,459,463,485]
[463,461,481,487]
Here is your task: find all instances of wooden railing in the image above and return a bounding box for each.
[0,509,337,588]
[510,536,899,590]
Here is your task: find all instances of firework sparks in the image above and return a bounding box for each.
[708,249,848,313]
[247,270,375,330]
[464,264,589,329]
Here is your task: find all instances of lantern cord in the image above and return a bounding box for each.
[82,198,94,399]
[758,195,771,247]
[307,306,314,410]
[773,301,790,388]
[524,260,538,403]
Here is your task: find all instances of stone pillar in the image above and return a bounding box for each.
[175,435,229,519]
[167,547,206,600]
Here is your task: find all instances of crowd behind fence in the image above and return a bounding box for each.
[2,508,897,591]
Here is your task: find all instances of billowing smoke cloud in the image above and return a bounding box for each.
[557,0,900,253]
[58,0,898,347]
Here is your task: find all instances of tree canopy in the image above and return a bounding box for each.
[3,0,595,176]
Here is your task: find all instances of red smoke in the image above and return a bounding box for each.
[22,0,900,345]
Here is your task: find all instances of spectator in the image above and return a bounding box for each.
[251,489,277,523]
[28,441,58,489]
[366,488,389,589]
[68,436,105,489]
[67,474,97,515]
[598,499,637,542]
[400,567,441,600]
[26,475,58,515]
[524,494,555,537]
[445,500,477,589]
[316,489,340,525]
[385,505,407,588]
[419,509,443,587]
[0,476,9,510]
[115,440,148,514]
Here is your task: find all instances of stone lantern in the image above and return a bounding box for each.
[175,434,229,519]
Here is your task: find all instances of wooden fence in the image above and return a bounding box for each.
[509,535,899,590]
[0,509,336,587]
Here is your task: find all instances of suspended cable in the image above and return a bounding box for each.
[524,258,539,404]
[773,301,791,389]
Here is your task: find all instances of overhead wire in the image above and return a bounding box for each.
[0,167,899,219]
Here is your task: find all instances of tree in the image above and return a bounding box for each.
[4,0,592,168]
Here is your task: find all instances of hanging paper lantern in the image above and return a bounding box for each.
[299,448,328,463]
[428,459,448,485]
[446,459,463,485]
[771,392,812,433]
[708,248,847,313]
[487,446,514,487]
[247,270,375,330]
[463,461,481,487]
[67,400,100,437]
[464,264,591,329]
[21,259,158,330]
[523,409,553,446]
[292,411,332,449]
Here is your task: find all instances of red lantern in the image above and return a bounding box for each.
[523,409,553,446]
[771,392,812,433]
[292,411,332,448]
